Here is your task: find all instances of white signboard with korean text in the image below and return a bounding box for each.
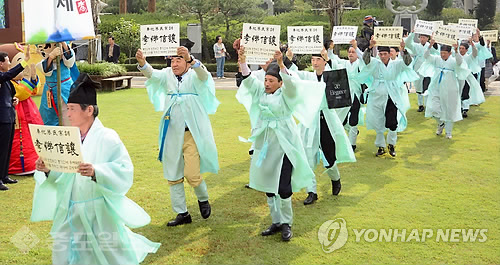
[373,26,404,46]
[242,23,281,64]
[140,23,180,57]
[287,26,323,54]
[458,19,478,29]
[29,125,83,173]
[434,26,459,46]
[481,30,498,42]
[414,20,434,36]
[331,26,358,44]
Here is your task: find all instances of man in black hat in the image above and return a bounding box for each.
[33,73,160,264]
[405,31,432,112]
[362,37,414,157]
[282,45,356,206]
[0,47,30,191]
[135,41,218,227]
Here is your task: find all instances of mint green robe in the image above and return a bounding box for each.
[143,64,220,181]
[284,65,356,169]
[31,118,160,265]
[237,72,325,194]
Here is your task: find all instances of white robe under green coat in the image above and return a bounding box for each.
[31,118,160,265]
[237,72,324,194]
[286,65,356,169]
[362,56,418,133]
[419,51,470,122]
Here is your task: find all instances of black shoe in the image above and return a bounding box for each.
[417,105,424,112]
[167,212,192,226]
[244,184,250,189]
[281,224,293,241]
[303,192,318,205]
[388,144,396,157]
[375,147,386,157]
[198,200,211,219]
[261,223,281,236]
[0,183,8,191]
[2,177,18,184]
[462,110,468,118]
[331,180,341,195]
[249,150,254,155]
[351,145,356,152]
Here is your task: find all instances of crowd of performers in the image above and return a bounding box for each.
[0,25,494,264]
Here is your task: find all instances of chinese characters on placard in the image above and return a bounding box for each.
[140,23,180,57]
[288,26,323,54]
[242,23,281,64]
[29,125,83,173]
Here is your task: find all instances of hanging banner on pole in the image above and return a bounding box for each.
[434,26,458,46]
[331,26,358,44]
[414,20,434,36]
[24,0,95,44]
[287,26,323,54]
[242,23,280,64]
[29,124,83,173]
[140,23,180,57]
[373,26,403,46]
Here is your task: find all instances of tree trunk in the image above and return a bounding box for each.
[88,0,99,64]
[119,0,127,14]
[198,13,211,62]
[225,15,230,41]
[148,0,156,13]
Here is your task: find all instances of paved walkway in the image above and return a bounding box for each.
[131,76,500,95]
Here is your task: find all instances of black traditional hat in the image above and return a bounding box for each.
[378,46,390,53]
[440,45,452,52]
[68,73,100,105]
[265,62,282,81]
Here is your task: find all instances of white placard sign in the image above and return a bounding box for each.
[140,23,180,56]
[431,21,444,29]
[414,20,434,36]
[458,19,478,29]
[481,30,498,42]
[434,26,459,46]
[331,26,358,44]
[29,125,83,173]
[451,24,475,40]
[373,26,404,46]
[242,23,281,64]
[287,26,323,54]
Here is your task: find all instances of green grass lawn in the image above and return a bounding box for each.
[1,87,499,264]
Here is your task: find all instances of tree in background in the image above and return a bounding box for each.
[476,0,496,29]
[216,0,265,40]
[148,0,156,13]
[166,0,216,62]
[112,18,140,63]
[426,0,446,16]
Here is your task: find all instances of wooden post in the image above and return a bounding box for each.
[56,43,63,126]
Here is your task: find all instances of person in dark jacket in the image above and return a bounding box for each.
[104,36,120,63]
[0,48,30,190]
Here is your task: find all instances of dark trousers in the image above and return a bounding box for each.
[0,123,15,181]
[462,73,477,103]
[266,155,293,199]
[480,67,486,92]
[385,98,398,131]
[416,77,430,95]
[343,95,361,127]
[320,111,336,168]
